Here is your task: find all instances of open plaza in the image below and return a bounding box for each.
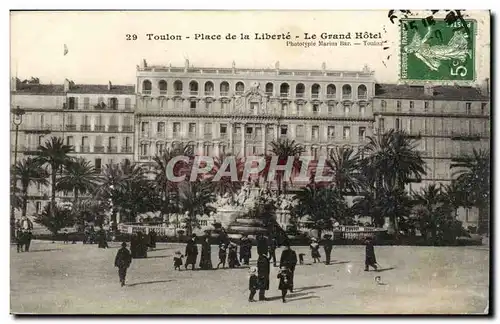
[10,240,489,314]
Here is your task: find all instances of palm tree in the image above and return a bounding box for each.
[179,180,216,236]
[377,185,413,238]
[268,139,305,194]
[56,157,100,204]
[13,157,48,217]
[34,137,74,210]
[325,146,363,195]
[413,184,446,244]
[209,153,245,200]
[451,148,490,234]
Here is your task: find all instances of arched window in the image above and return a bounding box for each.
[142,80,152,94]
[342,84,352,99]
[311,84,321,98]
[174,80,183,95]
[235,81,245,95]
[358,84,367,99]
[204,81,214,96]
[295,83,305,97]
[158,80,167,95]
[189,81,199,95]
[280,83,290,97]
[108,97,118,110]
[265,82,274,95]
[220,81,229,96]
[327,84,336,98]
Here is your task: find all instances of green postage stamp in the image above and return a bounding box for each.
[400,19,476,81]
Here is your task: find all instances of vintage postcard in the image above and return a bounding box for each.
[9,10,490,315]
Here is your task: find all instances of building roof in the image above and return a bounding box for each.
[14,83,65,95]
[68,84,135,95]
[375,84,489,101]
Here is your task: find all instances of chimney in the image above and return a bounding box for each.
[11,77,16,91]
[64,78,70,92]
[423,83,434,96]
[108,81,112,91]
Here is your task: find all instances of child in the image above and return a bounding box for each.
[310,238,321,263]
[63,229,69,244]
[298,253,305,265]
[114,242,132,287]
[277,266,292,303]
[228,242,241,268]
[364,236,378,271]
[248,266,258,302]
[216,242,227,269]
[174,251,184,271]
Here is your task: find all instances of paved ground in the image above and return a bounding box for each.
[10,241,489,314]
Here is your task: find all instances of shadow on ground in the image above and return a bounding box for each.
[376,267,396,273]
[295,284,332,292]
[127,279,174,287]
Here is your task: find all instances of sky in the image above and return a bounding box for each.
[10,10,490,85]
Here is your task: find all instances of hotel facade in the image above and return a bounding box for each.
[10,61,490,229]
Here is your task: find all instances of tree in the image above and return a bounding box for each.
[210,153,245,200]
[72,199,108,230]
[451,149,490,234]
[34,137,74,210]
[325,146,363,195]
[34,203,73,237]
[13,157,48,217]
[377,186,413,238]
[179,180,216,236]
[293,184,348,239]
[56,157,100,204]
[268,139,305,194]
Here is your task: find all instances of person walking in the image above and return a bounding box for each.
[268,236,278,267]
[277,266,293,303]
[114,242,132,287]
[257,252,270,301]
[216,242,227,269]
[310,238,321,263]
[322,234,334,265]
[248,266,259,302]
[184,234,198,270]
[199,236,213,270]
[364,236,378,271]
[279,242,298,293]
[239,234,252,265]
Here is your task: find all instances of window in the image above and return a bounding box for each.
[141,122,149,133]
[250,102,258,113]
[328,126,335,139]
[189,123,196,135]
[312,104,319,114]
[40,115,45,126]
[296,125,304,137]
[395,118,400,130]
[246,126,253,134]
[205,101,211,111]
[296,103,303,114]
[95,158,102,171]
[173,122,181,134]
[343,126,351,140]
[409,101,414,111]
[108,137,116,149]
[190,101,197,109]
[204,123,212,135]
[109,98,118,110]
[83,97,90,109]
[481,102,487,115]
[344,104,351,116]
[125,137,130,148]
[159,80,167,94]
[328,103,334,114]
[396,101,402,112]
[221,101,228,113]
[68,97,76,110]
[38,135,44,146]
[125,98,131,110]
[66,136,74,146]
[381,100,387,111]
[235,82,245,94]
[35,202,41,214]
[379,118,385,132]
[142,80,152,94]
[282,103,288,113]
[81,136,89,149]
[359,127,366,141]
[140,144,149,156]
[220,124,227,135]
[280,126,288,136]
[342,84,352,98]
[357,85,367,99]
[220,82,229,95]
[174,99,182,110]
[359,103,366,116]
[156,142,165,155]
[424,101,429,112]
[311,126,319,140]
[466,102,471,114]
[409,119,413,133]
[157,122,165,133]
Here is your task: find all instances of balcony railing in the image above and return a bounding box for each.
[296,93,305,98]
[121,146,133,153]
[204,91,214,96]
[142,90,152,95]
[157,131,167,138]
[326,93,336,99]
[189,91,199,96]
[109,105,118,111]
[235,90,244,95]
[311,93,320,99]
[220,91,229,97]
[122,125,133,132]
[358,94,368,100]
[265,92,273,97]
[280,92,289,97]
[80,146,90,153]
[94,125,105,132]
[94,146,105,153]
[174,90,183,96]
[108,125,119,132]
[107,146,118,153]
[124,105,133,111]
[159,90,167,95]
[80,125,91,131]
[342,94,352,100]
[188,132,197,138]
[139,155,151,161]
[65,124,76,131]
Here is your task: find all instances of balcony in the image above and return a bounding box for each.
[94,125,105,132]
[108,125,119,132]
[142,90,152,95]
[94,146,105,153]
[190,91,199,96]
[265,92,273,97]
[139,155,151,161]
[80,125,91,131]
[80,146,90,153]
[124,105,133,111]
[122,125,133,132]
[174,90,183,96]
[65,124,76,131]
[326,93,336,99]
[220,91,229,97]
[188,132,197,138]
[280,92,289,98]
[107,146,118,153]
[109,105,118,111]
[342,94,352,100]
[311,93,320,99]
[157,131,167,138]
[451,132,482,141]
[159,90,167,95]
[296,93,305,98]
[141,132,149,138]
[204,91,214,96]
[406,131,422,139]
[358,94,368,100]
[121,146,133,153]
[173,132,180,138]
[235,91,244,96]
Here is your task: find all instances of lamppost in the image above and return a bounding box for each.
[11,106,25,242]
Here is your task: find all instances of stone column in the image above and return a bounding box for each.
[262,123,267,154]
[229,122,234,153]
[241,122,246,157]
[133,119,140,162]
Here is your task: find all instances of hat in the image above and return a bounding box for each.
[121,242,127,247]
[311,238,317,242]
[249,267,257,274]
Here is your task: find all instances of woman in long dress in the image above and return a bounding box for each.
[199,236,213,270]
[310,238,321,263]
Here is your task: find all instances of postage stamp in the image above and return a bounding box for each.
[400,18,476,81]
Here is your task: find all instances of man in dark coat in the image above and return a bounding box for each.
[257,252,270,301]
[24,230,33,252]
[268,236,277,267]
[185,234,198,270]
[365,236,378,271]
[114,242,132,287]
[256,234,268,256]
[97,228,109,249]
[149,230,157,250]
[199,236,213,270]
[279,242,297,292]
[322,234,334,265]
[239,234,251,265]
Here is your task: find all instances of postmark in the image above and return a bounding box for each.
[400,18,475,81]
